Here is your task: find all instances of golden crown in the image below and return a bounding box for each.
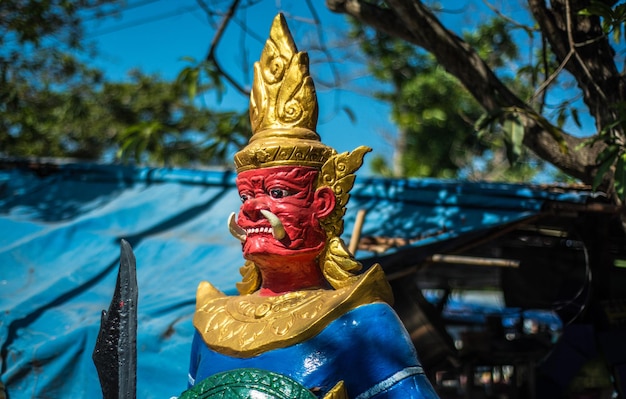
[234,13,336,172]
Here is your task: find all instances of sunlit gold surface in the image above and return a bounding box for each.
[234,13,335,172]
[194,264,393,357]
[323,380,349,399]
[319,146,371,240]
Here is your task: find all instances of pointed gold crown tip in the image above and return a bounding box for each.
[235,13,333,173]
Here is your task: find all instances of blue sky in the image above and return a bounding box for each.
[85,1,399,173]
[82,1,605,178]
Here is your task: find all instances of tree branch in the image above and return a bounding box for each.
[325,0,416,44]
[326,0,599,184]
[201,0,248,96]
[528,0,623,131]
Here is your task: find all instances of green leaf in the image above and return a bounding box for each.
[613,24,622,43]
[556,108,567,128]
[342,106,357,124]
[592,146,619,190]
[571,108,581,128]
[597,144,620,164]
[615,153,626,202]
[423,108,446,121]
[175,66,200,101]
[474,111,500,138]
[187,68,199,101]
[575,137,596,151]
[579,1,614,19]
[503,114,524,161]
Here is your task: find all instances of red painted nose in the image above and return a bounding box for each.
[241,198,267,221]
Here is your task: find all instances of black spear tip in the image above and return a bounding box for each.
[93,239,138,399]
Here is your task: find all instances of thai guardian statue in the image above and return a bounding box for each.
[183,14,440,399]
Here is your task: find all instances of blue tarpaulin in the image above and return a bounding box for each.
[0,161,593,398]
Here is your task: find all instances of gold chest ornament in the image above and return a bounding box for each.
[193,264,393,358]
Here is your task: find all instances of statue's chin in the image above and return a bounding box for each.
[243,235,324,263]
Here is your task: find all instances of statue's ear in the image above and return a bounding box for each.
[313,186,336,219]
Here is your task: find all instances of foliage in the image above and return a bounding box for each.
[1,0,119,48]
[351,16,543,181]
[2,65,250,164]
[1,0,249,167]
[1,0,114,157]
[110,71,249,165]
[578,0,626,194]
[327,0,626,201]
[580,0,626,42]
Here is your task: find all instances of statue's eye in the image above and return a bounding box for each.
[269,188,290,199]
[240,193,251,202]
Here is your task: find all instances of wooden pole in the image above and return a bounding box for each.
[348,209,367,256]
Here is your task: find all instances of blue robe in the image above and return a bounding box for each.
[188,302,439,398]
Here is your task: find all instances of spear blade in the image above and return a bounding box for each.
[93,239,137,399]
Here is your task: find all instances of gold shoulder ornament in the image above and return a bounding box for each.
[193,264,393,358]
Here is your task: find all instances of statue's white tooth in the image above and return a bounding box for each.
[260,210,286,240]
[228,212,247,242]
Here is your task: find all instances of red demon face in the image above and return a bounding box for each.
[234,166,335,268]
